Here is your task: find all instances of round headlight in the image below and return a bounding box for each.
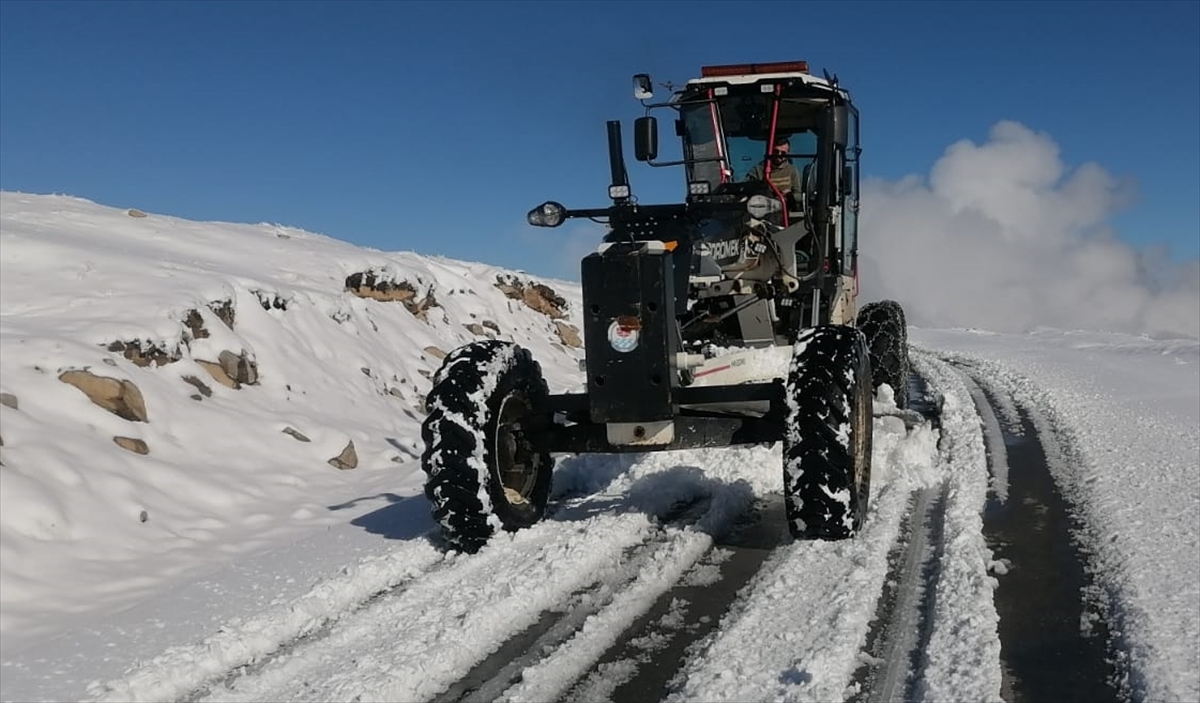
[527,201,566,227]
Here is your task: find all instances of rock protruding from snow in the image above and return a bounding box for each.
[112,436,149,455]
[181,375,212,399]
[554,322,582,348]
[495,274,568,319]
[58,370,148,422]
[344,271,439,320]
[328,441,358,470]
[219,349,258,386]
[282,427,311,443]
[105,340,181,368]
[196,350,258,389]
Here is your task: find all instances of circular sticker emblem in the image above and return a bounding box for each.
[607,320,640,353]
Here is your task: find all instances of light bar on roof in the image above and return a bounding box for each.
[700,61,809,77]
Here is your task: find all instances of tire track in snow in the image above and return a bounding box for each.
[89,533,450,703]
[954,362,1125,703]
[921,343,1199,703]
[518,497,790,703]
[91,367,947,703]
[853,350,1135,703]
[436,495,718,703]
[903,352,1004,703]
[561,371,945,703]
[457,373,947,703]
[849,484,948,703]
[643,352,994,703]
[85,458,645,703]
[184,452,763,703]
[193,507,684,702]
[825,371,945,700]
[849,373,950,703]
[448,450,769,703]
[577,374,943,703]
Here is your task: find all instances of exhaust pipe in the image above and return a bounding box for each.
[606,120,631,203]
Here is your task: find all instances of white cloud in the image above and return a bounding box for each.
[858,120,1198,340]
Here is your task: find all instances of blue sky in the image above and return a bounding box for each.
[1,0,1197,282]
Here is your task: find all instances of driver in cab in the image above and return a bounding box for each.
[745,134,802,209]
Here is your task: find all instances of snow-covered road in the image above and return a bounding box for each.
[67,351,986,703]
[64,336,1194,703]
[2,337,1195,703]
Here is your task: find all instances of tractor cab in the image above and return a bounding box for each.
[628,61,863,345]
[633,61,860,288]
[525,60,865,349]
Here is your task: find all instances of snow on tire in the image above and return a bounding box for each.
[420,340,553,553]
[857,299,910,409]
[782,325,873,540]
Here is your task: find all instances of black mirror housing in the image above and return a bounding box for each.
[828,105,849,148]
[634,116,658,162]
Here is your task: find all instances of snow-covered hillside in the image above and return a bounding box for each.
[0,192,588,647]
[1,192,1196,703]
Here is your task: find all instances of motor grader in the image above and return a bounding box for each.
[420,61,909,553]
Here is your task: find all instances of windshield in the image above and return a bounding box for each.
[678,89,824,190]
[726,132,817,182]
[679,99,726,189]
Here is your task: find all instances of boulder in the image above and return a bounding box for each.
[554,322,583,348]
[495,275,568,319]
[197,360,236,389]
[344,271,439,319]
[106,339,180,367]
[197,350,258,389]
[328,441,358,470]
[59,370,148,422]
[219,349,258,386]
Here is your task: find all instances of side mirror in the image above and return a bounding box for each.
[634,116,658,162]
[842,165,854,198]
[633,73,653,100]
[828,105,849,148]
